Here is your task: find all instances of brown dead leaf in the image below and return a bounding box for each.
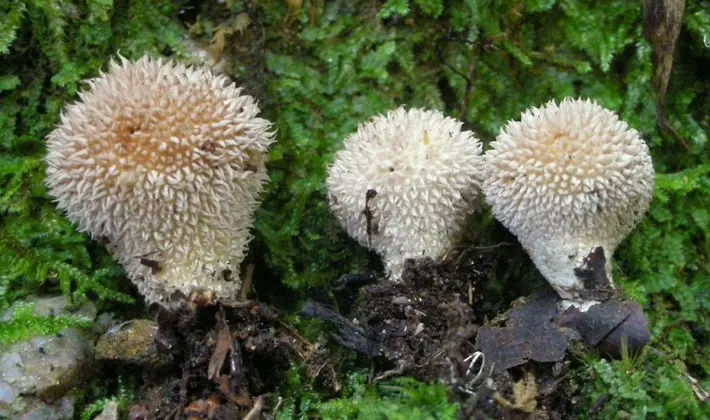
[184,394,220,420]
[475,293,580,373]
[208,322,233,381]
[477,292,651,373]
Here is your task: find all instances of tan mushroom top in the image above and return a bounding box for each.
[45,56,275,304]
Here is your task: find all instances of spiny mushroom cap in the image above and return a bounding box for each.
[482,98,654,300]
[45,56,275,305]
[327,107,483,278]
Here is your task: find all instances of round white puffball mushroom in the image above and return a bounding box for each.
[327,107,483,279]
[45,56,275,305]
[482,98,654,305]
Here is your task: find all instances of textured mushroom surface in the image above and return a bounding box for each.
[45,56,275,304]
[482,98,654,301]
[327,107,483,278]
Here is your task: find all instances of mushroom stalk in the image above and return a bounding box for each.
[482,98,655,309]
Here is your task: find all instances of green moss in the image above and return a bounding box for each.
[0,302,92,348]
[77,373,138,420]
[278,369,458,419]
[575,353,708,419]
[615,164,710,392]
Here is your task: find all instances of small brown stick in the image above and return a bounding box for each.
[458,54,478,120]
[373,359,410,382]
[208,325,232,381]
[277,321,315,359]
[242,396,265,420]
[239,263,255,301]
[658,110,690,151]
[686,373,710,402]
[362,189,378,247]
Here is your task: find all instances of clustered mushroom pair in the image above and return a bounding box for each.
[45,57,655,314]
[327,101,655,311]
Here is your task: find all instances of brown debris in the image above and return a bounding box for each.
[574,247,615,302]
[477,293,651,374]
[241,396,265,420]
[207,320,233,381]
[642,0,688,149]
[128,404,150,420]
[131,302,306,419]
[239,264,255,301]
[476,293,580,374]
[184,394,221,420]
[322,256,493,385]
[494,372,539,414]
[300,300,382,357]
[363,188,379,246]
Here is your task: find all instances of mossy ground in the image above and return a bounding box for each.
[1,0,709,418]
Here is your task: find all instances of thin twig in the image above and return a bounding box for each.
[373,359,410,382]
[657,106,690,151]
[239,263,255,301]
[459,55,478,120]
[242,396,265,420]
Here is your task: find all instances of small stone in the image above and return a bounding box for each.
[392,296,412,305]
[93,400,119,420]
[12,396,75,420]
[93,312,116,336]
[0,327,92,418]
[0,328,93,400]
[95,319,173,367]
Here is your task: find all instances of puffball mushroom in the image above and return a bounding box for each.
[327,107,483,279]
[482,98,654,306]
[45,56,275,305]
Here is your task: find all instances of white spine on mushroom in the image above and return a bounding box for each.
[327,107,483,279]
[482,98,654,306]
[45,56,275,304]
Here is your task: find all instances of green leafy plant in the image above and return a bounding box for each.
[616,164,710,390]
[575,354,706,419]
[78,374,138,420]
[0,302,92,347]
[316,376,458,419]
[278,369,458,419]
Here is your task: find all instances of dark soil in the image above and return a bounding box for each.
[121,244,647,419]
[317,253,579,419]
[128,302,307,420]
[304,246,647,419]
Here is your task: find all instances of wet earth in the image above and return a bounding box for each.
[114,246,648,419]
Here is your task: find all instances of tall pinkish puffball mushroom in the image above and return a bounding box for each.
[45,56,275,305]
[327,107,483,279]
[482,98,654,309]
